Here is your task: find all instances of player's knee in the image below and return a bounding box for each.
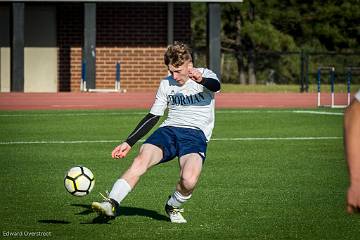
[180,175,198,192]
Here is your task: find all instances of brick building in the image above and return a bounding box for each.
[0,1,224,92]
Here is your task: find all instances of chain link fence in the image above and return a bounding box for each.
[193,48,360,92]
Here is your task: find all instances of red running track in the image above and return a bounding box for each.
[0,92,352,110]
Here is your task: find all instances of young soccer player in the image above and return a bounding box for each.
[92,41,221,223]
[345,90,360,213]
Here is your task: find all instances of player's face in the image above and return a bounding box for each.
[168,61,192,85]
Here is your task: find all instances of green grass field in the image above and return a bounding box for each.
[1,108,359,239]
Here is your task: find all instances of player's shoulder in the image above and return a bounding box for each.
[160,75,177,87]
[156,76,177,93]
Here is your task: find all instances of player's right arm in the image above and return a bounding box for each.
[112,80,168,159]
[112,113,161,159]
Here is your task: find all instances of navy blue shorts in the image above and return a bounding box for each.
[144,126,207,164]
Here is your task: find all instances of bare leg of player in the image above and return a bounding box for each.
[165,153,203,223]
[92,144,162,217]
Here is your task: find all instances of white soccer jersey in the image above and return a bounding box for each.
[150,68,219,141]
[355,90,360,101]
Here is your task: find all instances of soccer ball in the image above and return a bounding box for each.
[64,166,95,197]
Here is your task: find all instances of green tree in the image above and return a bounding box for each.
[191,3,207,66]
[268,0,360,52]
[191,1,360,84]
[222,1,299,84]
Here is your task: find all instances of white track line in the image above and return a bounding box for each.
[292,110,343,115]
[0,140,119,145]
[0,112,146,117]
[0,109,343,117]
[219,110,343,115]
[211,137,342,141]
[0,137,342,145]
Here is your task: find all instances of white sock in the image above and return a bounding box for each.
[167,191,192,208]
[108,179,132,204]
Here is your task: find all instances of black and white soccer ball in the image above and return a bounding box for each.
[64,166,95,197]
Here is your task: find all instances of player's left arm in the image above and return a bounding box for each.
[189,68,221,92]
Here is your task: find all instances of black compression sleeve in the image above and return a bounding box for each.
[199,78,221,92]
[125,113,160,147]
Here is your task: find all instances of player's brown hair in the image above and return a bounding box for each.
[164,41,192,67]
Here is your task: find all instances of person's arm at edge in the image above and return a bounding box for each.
[345,98,360,213]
